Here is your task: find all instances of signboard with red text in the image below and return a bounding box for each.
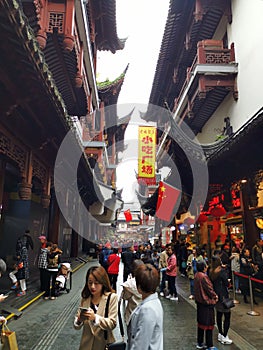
[138,126,156,185]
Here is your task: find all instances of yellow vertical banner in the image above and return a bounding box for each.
[138,126,156,185]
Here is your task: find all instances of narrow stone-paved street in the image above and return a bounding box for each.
[5,261,262,349]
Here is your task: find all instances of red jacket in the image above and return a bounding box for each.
[107,253,120,274]
[194,272,217,305]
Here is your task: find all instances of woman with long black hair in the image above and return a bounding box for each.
[209,255,233,345]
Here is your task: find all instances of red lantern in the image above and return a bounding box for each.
[210,206,226,218]
[197,213,208,223]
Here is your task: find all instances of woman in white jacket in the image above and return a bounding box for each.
[127,264,163,350]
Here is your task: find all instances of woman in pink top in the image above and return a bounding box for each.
[165,244,178,301]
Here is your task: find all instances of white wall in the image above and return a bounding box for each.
[197,0,263,144]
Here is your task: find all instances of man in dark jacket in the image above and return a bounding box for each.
[122,245,135,282]
[251,239,263,272]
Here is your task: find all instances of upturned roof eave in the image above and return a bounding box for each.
[89,0,126,53]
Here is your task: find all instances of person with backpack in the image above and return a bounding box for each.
[99,244,112,272]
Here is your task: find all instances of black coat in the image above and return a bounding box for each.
[210,267,230,313]
[121,250,135,275]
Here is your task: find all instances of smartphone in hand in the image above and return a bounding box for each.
[79,307,90,314]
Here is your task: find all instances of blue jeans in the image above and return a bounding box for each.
[234,275,239,290]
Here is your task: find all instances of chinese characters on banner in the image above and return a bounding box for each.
[138,126,156,185]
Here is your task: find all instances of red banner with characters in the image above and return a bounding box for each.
[138,126,156,185]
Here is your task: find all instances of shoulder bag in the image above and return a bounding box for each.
[104,294,126,350]
[222,297,235,309]
[220,278,235,309]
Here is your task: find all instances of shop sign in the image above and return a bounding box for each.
[138,126,156,185]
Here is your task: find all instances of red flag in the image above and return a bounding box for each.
[124,209,132,222]
[156,181,180,222]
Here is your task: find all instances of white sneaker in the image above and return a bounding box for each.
[159,292,164,297]
[165,294,171,299]
[170,296,179,301]
[221,335,232,344]
[189,295,195,300]
[217,334,223,342]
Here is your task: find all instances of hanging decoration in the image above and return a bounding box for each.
[137,126,156,185]
[124,209,132,222]
[197,213,208,223]
[156,181,181,222]
[210,206,226,218]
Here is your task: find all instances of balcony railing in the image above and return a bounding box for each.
[173,40,238,124]
[156,39,239,159]
[196,39,235,65]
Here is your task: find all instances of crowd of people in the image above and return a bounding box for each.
[90,236,263,350]
[1,232,263,350]
[2,230,67,300]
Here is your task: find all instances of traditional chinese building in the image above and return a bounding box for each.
[0,0,127,265]
[143,0,263,247]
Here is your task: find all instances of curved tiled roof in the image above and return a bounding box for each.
[21,1,88,117]
[149,0,194,109]
[148,0,231,112]
[88,0,126,53]
[97,64,129,106]
[97,66,129,154]
[0,0,100,205]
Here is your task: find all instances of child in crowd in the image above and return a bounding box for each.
[9,260,21,290]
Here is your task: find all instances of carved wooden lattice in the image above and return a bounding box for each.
[206,51,231,64]
[32,157,47,187]
[0,132,26,172]
[48,12,64,33]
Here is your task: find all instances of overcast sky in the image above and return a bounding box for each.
[97,0,170,202]
[97,0,169,104]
